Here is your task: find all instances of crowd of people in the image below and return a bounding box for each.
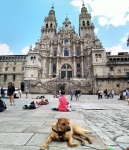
[97,88,129,103]
[1,81,129,113]
[97,89,115,99]
[54,88,81,101]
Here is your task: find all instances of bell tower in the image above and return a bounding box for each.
[41,5,57,39]
[79,2,94,38]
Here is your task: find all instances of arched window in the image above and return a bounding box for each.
[46,23,48,28]
[64,39,69,45]
[99,54,101,58]
[54,51,57,57]
[50,23,53,28]
[65,25,68,30]
[67,64,72,69]
[62,64,66,69]
[53,64,56,73]
[87,21,90,26]
[77,64,81,73]
[95,54,98,58]
[82,21,85,26]
[76,50,80,56]
[64,49,69,56]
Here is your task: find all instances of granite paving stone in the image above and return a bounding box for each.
[0,94,129,150]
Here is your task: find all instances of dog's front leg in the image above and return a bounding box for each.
[68,136,78,147]
[40,136,52,150]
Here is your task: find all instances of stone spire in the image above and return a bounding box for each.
[81,0,87,15]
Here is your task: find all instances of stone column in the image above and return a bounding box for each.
[73,57,76,78]
[81,57,84,78]
[80,41,83,55]
[50,42,53,57]
[49,58,52,78]
[57,40,60,56]
[73,40,75,56]
[56,58,59,77]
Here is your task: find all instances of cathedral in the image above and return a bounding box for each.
[0,3,129,94]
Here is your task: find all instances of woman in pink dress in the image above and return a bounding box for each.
[58,90,71,111]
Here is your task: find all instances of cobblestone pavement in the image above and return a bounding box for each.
[0,94,129,150]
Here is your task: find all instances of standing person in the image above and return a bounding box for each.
[76,89,81,101]
[122,90,126,100]
[25,87,29,98]
[100,90,103,98]
[98,90,100,99]
[111,90,114,98]
[1,86,5,98]
[18,89,22,98]
[7,82,15,105]
[70,89,74,100]
[104,89,107,98]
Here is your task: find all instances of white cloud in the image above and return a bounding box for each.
[21,46,30,54]
[21,44,35,54]
[120,33,129,44]
[71,0,129,27]
[94,28,99,34]
[105,33,129,55]
[105,44,129,55]
[0,43,13,55]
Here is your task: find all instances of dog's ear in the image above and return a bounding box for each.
[58,118,63,123]
[58,118,70,123]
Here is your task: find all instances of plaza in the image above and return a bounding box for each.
[0,94,129,150]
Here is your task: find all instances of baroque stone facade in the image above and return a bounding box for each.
[0,3,129,94]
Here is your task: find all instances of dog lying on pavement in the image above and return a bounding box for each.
[40,118,92,150]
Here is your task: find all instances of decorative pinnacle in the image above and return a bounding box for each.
[52,2,54,9]
[82,0,85,7]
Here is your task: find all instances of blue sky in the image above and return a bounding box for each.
[0,0,129,55]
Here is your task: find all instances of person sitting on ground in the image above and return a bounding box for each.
[39,98,49,105]
[0,97,7,112]
[52,90,71,111]
[122,90,126,100]
[59,90,71,111]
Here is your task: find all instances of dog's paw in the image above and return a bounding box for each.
[89,140,93,144]
[40,146,46,150]
[81,142,86,146]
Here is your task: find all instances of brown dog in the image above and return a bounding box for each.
[40,118,92,150]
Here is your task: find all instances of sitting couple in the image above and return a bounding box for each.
[52,90,72,112]
[23,98,49,109]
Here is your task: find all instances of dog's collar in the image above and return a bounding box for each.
[52,123,69,141]
[52,127,66,141]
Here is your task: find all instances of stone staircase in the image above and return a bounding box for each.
[30,78,83,94]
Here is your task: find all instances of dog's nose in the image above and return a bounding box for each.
[67,126,71,131]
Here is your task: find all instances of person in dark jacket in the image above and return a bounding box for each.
[0,97,7,112]
[1,86,5,98]
[75,89,81,100]
[7,82,15,105]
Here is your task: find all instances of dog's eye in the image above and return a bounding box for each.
[62,123,66,126]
